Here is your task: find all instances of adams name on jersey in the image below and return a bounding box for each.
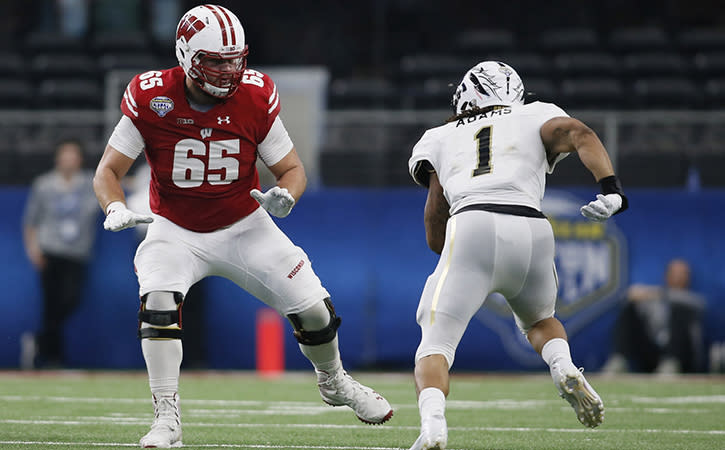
[121,66,281,232]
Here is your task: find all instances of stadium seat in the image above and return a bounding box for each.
[0,79,33,108]
[553,52,620,78]
[538,28,601,52]
[328,77,398,109]
[0,52,22,77]
[698,120,725,152]
[485,53,548,78]
[454,29,516,56]
[31,53,100,80]
[631,77,702,108]
[622,52,688,77]
[704,78,725,108]
[401,78,456,109]
[24,31,86,54]
[608,26,671,52]
[398,53,472,81]
[694,52,725,79]
[99,52,161,72]
[90,31,151,54]
[677,28,725,52]
[36,79,104,109]
[559,78,624,109]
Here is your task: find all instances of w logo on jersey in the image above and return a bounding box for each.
[176,14,206,42]
[200,128,213,139]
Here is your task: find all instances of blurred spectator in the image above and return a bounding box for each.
[58,0,89,37]
[21,139,100,368]
[601,258,706,374]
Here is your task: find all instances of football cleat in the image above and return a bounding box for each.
[553,364,604,428]
[409,413,447,450]
[139,393,182,448]
[317,370,394,424]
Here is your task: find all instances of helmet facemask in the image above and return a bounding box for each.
[189,47,248,98]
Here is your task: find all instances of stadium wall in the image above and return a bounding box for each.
[1,187,724,372]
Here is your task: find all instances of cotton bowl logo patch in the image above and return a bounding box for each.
[150,96,174,117]
[473,189,628,367]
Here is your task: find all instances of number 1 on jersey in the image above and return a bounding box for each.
[472,126,493,177]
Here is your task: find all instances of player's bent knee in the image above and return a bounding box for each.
[138,291,184,340]
[287,298,341,346]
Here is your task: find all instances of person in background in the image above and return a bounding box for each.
[92,5,392,448]
[601,258,706,375]
[22,138,100,368]
[407,61,628,449]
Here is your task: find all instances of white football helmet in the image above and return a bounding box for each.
[175,4,248,98]
[452,61,525,114]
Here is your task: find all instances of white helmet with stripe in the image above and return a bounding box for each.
[175,4,248,98]
[452,61,525,114]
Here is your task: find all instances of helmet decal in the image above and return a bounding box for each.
[452,61,524,114]
[176,14,206,43]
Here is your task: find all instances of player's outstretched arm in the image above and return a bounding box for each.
[251,147,306,218]
[541,117,628,221]
[93,144,153,231]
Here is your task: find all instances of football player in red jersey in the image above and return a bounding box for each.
[93,5,392,448]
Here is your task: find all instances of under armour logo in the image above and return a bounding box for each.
[217,116,231,125]
[200,128,212,139]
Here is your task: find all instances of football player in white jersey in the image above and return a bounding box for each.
[407,61,628,450]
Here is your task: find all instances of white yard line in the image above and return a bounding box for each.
[0,443,411,449]
[1,419,724,435]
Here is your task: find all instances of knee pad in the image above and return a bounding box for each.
[138,291,184,340]
[287,298,341,346]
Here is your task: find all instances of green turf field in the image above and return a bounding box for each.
[0,370,723,449]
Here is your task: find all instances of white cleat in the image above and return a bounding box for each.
[553,364,604,428]
[139,393,183,448]
[317,370,394,424]
[409,414,447,450]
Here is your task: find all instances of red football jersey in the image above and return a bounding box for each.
[120,66,281,232]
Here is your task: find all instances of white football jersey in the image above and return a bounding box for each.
[409,101,570,213]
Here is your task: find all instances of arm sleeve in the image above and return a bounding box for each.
[408,129,438,187]
[108,115,145,159]
[258,116,293,166]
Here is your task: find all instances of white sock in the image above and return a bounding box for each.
[142,339,182,395]
[299,336,342,379]
[541,338,576,371]
[418,387,446,420]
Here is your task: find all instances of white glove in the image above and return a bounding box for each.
[250,186,296,218]
[103,201,154,231]
[580,193,623,222]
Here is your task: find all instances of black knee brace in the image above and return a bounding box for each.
[138,291,184,340]
[287,298,341,346]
